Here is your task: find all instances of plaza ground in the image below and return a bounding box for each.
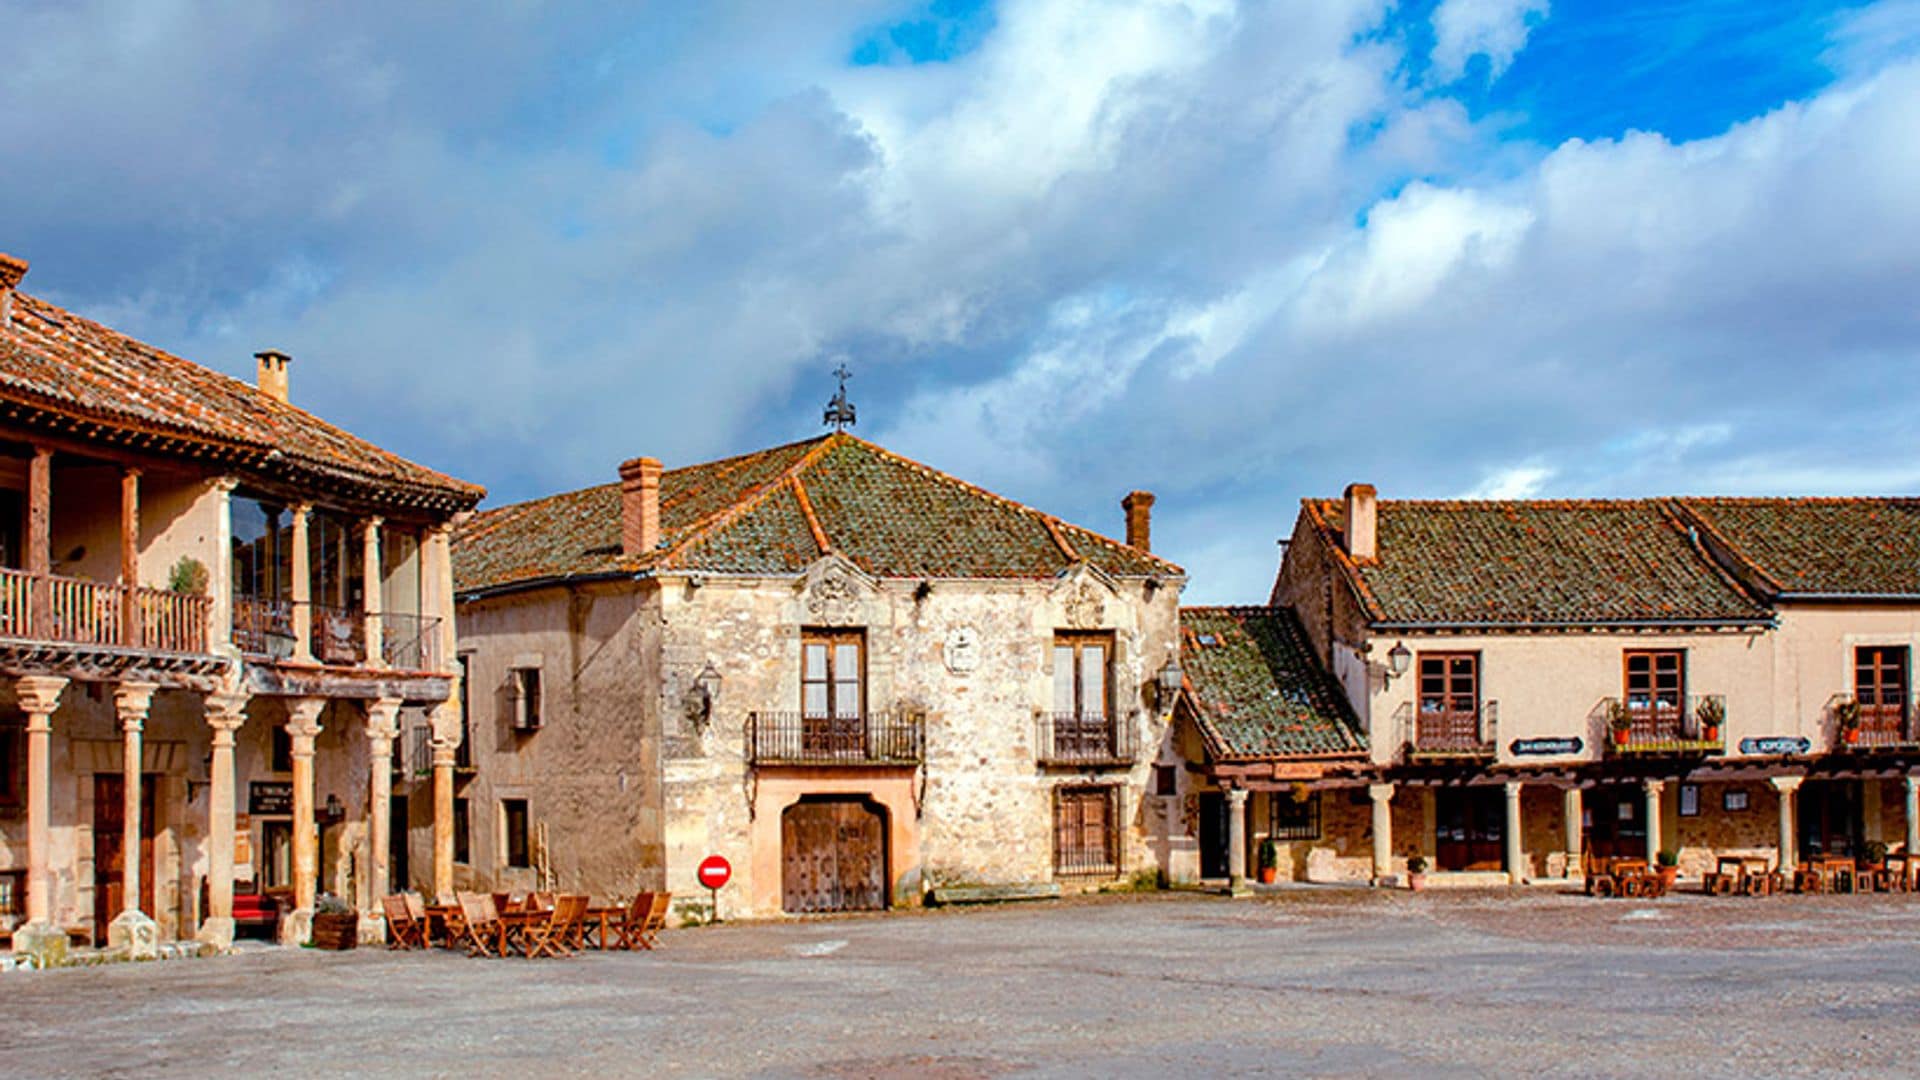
[5,887,1919,1078]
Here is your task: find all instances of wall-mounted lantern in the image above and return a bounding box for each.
[683,661,723,730]
[1150,654,1184,712]
[1385,641,1412,683]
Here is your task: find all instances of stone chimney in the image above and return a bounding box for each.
[1343,483,1378,564]
[0,253,27,327]
[619,457,663,557]
[255,350,292,403]
[1122,491,1156,552]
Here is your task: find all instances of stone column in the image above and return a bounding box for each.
[108,682,159,958]
[361,697,402,943]
[1504,781,1526,885]
[1225,787,1250,896]
[1771,775,1803,875]
[362,517,384,669]
[280,697,325,945]
[12,675,67,965]
[430,701,462,902]
[288,503,314,663]
[1905,775,1919,856]
[1368,783,1395,884]
[198,691,248,949]
[1643,780,1665,865]
[1564,787,1584,877]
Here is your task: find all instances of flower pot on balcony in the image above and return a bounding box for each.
[1844,727,1862,746]
[1701,723,1720,743]
[1611,726,1631,748]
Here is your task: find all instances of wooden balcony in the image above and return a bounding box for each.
[1602,695,1726,755]
[746,710,925,766]
[1034,711,1138,767]
[380,611,442,672]
[0,566,211,655]
[1400,701,1498,763]
[1830,694,1919,752]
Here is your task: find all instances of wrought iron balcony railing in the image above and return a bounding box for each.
[746,710,926,766]
[312,603,367,665]
[1399,701,1498,762]
[1034,711,1138,767]
[0,567,210,654]
[1829,693,1918,752]
[1600,694,1726,755]
[232,595,295,658]
[380,611,443,672]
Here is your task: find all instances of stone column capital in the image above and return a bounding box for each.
[1769,775,1804,794]
[1225,786,1249,808]
[1642,779,1667,795]
[212,474,240,494]
[1504,780,1524,798]
[285,697,326,744]
[113,680,159,722]
[14,675,67,719]
[365,696,403,743]
[1367,782,1395,803]
[1907,774,1920,793]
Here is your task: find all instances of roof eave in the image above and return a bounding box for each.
[1368,615,1776,633]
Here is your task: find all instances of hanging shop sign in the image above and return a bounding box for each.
[248,781,293,815]
[1739,736,1812,756]
[1510,737,1583,756]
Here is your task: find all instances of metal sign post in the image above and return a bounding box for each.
[697,854,732,924]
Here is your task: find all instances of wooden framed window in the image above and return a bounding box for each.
[1053,785,1119,876]
[1269,791,1321,841]
[453,797,471,865]
[510,666,543,731]
[503,798,531,869]
[1417,654,1478,716]
[1856,646,1909,716]
[1052,633,1113,717]
[1624,650,1685,710]
[802,630,864,719]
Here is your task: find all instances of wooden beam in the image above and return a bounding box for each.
[28,446,50,634]
[121,467,141,648]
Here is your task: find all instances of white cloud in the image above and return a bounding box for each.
[1464,463,1554,499]
[1430,0,1550,83]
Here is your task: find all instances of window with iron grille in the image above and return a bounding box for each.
[1053,785,1120,876]
[1269,791,1320,840]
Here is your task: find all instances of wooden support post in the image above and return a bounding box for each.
[120,467,141,648]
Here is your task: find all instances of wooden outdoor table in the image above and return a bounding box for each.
[580,906,623,950]
[424,905,462,948]
[1810,855,1857,893]
[1886,852,1918,891]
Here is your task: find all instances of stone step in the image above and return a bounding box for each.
[928,883,1063,906]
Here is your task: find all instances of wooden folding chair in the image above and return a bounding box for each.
[383,895,426,950]
[517,896,578,959]
[457,891,505,958]
[529,891,557,913]
[634,891,671,950]
[610,892,654,951]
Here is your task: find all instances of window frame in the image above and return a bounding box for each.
[800,629,866,720]
[502,798,531,870]
[452,797,471,865]
[1052,631,1115,719]
[510,665,544,731]
[1416,652,1480,717]
[1052,784,1121,877]
[1623,649,1686,710]
[1269,790,1322,841]
[1856,645,1910,713]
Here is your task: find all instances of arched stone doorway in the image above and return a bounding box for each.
[781,796,888,914]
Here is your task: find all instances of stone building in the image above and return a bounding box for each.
[1245,486,1920,886]
[450,432,1184,918]
[0,253,481,963]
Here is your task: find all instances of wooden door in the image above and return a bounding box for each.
[92,774,157,940]
[781,799,886,914]
[1799,780,1863,860]
[1585,786,1647,861]
[1053,787,1115,875]
[1435,787,1504,872]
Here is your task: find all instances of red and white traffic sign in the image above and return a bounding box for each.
[697,854,732,890]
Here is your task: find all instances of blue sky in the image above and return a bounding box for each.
[3,0,1918,602]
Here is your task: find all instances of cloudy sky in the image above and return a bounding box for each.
[4,0,1918,602]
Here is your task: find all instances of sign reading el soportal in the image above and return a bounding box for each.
[697,854,732,890]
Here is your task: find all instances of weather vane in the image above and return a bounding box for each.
[823,363,856,431]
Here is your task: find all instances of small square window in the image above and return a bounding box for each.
[1724,789,1749,812]
[1152,764,1178,797]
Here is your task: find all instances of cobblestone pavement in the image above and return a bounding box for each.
[5,888,1920,1079]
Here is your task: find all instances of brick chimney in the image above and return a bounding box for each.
[255,350,291,403]
[0,253,27,327]
[619,457,663,557]
[1343,483,1377,564]
[1122,491,1156,552]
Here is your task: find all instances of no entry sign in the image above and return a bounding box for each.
[697,854,732,890]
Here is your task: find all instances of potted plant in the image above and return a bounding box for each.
[1864,840,1889,869]
[167,555,210,596]
[1694,697,1725,743]
[1656,849,1679,889]
[1835,700,1863,746]
[1608,701,1634,748]
[309,894,359,951]
[1407,855,1429,892]
[1257,838,1280,885]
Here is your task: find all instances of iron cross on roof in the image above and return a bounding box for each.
[823,363,856,431]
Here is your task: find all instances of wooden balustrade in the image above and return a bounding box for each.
[0,566,210,654]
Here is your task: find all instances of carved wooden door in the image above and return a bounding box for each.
[781,800,886,913]
[92,774,156,941]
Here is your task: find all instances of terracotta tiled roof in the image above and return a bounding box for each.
[454,433,1182,592]
[1179,607,1365,760]
[0,282,483,511]
[1301,498,1770,628]
[1676,497,1920,599]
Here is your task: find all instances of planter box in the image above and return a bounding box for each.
[310,913,359,951]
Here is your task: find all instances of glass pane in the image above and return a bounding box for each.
[804,643,827,681]
[835,643,860,679]
[1081,646,1106,716]
[804,684,829,717]
[835,678,861,718]
[1053,646,1075,712]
